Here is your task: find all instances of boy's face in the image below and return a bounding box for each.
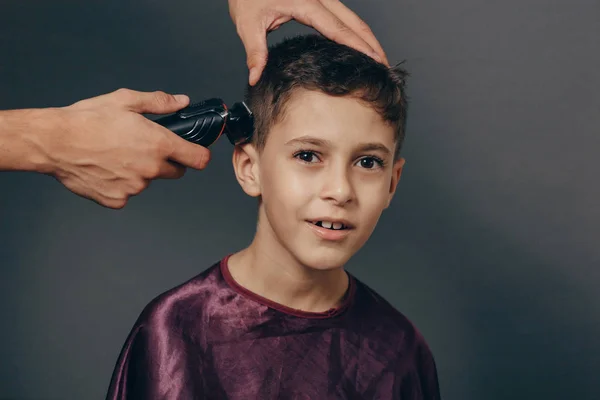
[233,89,405,270]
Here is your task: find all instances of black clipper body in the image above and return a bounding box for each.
[154,98,253,147]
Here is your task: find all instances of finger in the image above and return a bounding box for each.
[156,161,187,180]
[111,88,190,115]
[88,189,128,210]
[236,22,269,85]
[319,0,389,65]
[98,197,128,210]
[292,1,381,63]
[165,134,212,170]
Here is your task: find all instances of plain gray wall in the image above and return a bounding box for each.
[1,1,598,399]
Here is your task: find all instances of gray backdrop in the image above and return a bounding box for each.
[1,1,598,399]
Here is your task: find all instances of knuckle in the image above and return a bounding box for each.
[300,0,321,16]
[357,19,373,34]
[301,0,318,7]
[145,163,161,178]
[114,88,133,100]
[235,21,248,38]
[135,180,148,193]
[152,90,173,106]
[156,136,173,157]
[113,88,139,105]
[246,51,267,68]
[147,131,168,154]
[334,17,349,32]
[128,179,147,195]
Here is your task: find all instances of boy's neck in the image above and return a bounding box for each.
[226,235,350,314]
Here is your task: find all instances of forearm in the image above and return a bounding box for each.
[0,108,59,173]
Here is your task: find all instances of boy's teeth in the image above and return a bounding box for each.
[312,221,346,230]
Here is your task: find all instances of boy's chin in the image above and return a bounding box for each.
[295,250,354,271]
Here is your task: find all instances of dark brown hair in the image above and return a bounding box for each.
[244,34,410,159]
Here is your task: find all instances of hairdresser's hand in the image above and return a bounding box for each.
[41,89,210,209]
[228,0,389,85]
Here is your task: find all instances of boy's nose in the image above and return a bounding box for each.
[319,165,355,205]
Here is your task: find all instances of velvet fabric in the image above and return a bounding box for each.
[106,255,441,399]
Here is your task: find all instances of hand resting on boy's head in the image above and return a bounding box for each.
[228,0,390,84]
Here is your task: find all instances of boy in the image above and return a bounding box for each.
[106,34,441,400]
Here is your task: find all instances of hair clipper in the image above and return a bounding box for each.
[153,98,254,147]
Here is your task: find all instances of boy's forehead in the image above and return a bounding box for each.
[269,89,395,147]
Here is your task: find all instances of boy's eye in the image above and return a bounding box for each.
[357,157,384,169]
[359,158,375,169]
[295,151,319,163]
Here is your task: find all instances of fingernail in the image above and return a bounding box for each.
[371,52,383,63]
[174,94,189,103]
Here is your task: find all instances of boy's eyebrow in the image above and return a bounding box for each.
[285,136,329,147]
[285,135,392,156]
[359,143,392,156]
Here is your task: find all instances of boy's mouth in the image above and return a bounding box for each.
[308,220,353,230]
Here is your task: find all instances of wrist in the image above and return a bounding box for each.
[0,107,63,174]
[30,108,66,175]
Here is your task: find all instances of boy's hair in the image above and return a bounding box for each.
[244,34,410,160]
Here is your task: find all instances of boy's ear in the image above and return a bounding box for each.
[232,143,262,197]
[385,157,406,209]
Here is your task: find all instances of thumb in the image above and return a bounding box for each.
[113,88,190,114]
[240,28,268,86]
